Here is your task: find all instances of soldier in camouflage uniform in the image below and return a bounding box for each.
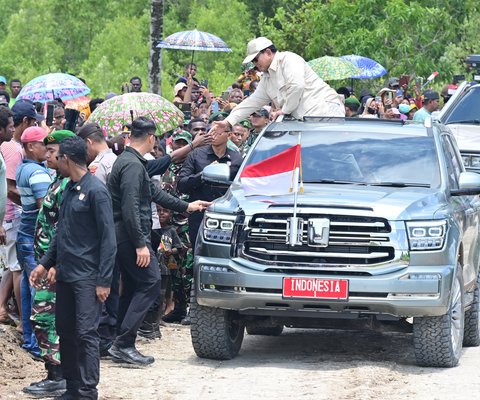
[23,130,75,397]
[161,130,194,323]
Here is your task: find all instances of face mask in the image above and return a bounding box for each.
[367,107,376,114]
[398,104,411,114]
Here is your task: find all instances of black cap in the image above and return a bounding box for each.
[423,90,440,101]
[388,77,400,88]
[252,108,269,118]
[12,99,44,121]
[76,122,103,140]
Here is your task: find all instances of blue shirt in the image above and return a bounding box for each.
[413,107,431,123]
[16,159,52,237]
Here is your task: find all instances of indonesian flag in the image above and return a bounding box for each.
[240,144,301,196]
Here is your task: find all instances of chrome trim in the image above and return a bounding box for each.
[249,247,390,259]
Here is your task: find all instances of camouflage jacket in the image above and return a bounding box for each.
[34,175,69,260]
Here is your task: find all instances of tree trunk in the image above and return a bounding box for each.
[149,0,163,95]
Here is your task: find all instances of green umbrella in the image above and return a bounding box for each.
[87,92,184,137]
[307,56,361,81]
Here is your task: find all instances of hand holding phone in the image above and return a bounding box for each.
[46,104,55,127]
[211,101,219,113]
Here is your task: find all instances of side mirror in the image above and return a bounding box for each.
[431,110,441,121]
[202,163,231,185]
[451,171,480,196]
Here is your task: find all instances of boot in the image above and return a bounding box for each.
[162,293,187,323]
[23,364,66,396]
[138,309,162,339]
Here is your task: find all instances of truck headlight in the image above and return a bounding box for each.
[471,155,480,168]
[203,212,236,243]
[406,220,447,251]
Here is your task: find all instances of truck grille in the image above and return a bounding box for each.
[241,213,394,265]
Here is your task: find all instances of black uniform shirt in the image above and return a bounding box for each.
[177,145,243,202]
[40,172,117,287]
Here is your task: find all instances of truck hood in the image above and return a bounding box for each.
[447,124,480,152]
[210,183,445,221]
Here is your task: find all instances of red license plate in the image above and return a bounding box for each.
[283,277,348,300]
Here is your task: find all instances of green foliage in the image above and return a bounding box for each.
[1,0,479,101]
[80,14,150,96]
[261,0,477,90]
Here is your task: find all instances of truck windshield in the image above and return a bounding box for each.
[244,130,440,188]
[444,87,480,124]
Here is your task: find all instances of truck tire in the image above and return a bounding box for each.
[190,297,244,360]
[413,265,464,367]
[463,273,480,346]
[246,324,284,336]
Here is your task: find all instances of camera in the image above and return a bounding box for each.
[466,55,480,81]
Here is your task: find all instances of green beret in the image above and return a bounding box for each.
[172,130,192,145]
[44,130,76,145]
[345,96,361,106]
[208,111,230,123]
[237,119,252,129]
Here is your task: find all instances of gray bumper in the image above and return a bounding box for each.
[194,256,455,318]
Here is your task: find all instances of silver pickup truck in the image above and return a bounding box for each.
[191,117,480,367]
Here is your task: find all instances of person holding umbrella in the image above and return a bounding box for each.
[214,37,344,132]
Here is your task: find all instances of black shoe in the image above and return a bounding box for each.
[138,321,162,339]
[23,378,66,396]
[99,340,113,357]
[162,310,186,323]
[108,344,154,366]
[180,314,191,325]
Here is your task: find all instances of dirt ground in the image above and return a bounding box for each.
[1,322,480,400]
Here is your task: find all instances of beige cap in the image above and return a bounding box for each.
[243,37,273,64]
[377,87,395,96]
[174,82,187,95]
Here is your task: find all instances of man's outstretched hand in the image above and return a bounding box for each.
[187,200,212,213]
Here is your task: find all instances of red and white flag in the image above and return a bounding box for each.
[240,144,301,196]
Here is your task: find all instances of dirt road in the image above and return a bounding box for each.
[1,324,479,399]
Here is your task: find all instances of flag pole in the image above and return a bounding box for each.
[288,132,302,246]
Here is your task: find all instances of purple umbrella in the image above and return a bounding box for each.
[17,73,90,103]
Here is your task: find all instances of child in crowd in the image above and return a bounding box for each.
[138,206,184,339]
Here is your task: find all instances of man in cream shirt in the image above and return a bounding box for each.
[217,37,344,130]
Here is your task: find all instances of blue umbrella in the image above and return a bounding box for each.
[157,29,231,65]
[340,55,387,79]
[17,73,90,103]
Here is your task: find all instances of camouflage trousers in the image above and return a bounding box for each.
[31,280,60,366]
[171,223,193,303]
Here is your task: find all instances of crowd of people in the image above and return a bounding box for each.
[0,36,450,399]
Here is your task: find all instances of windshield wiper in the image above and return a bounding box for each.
[447,119,480,125]
[303,179,368,185]
[368,182,430,188]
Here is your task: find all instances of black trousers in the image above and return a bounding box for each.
[56,279,102,400]
[114,241,161,348]
[188,211,205,255]
[97,264,120,342]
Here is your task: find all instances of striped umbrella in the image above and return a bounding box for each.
[87,92,183,137]
[157,29,231,64]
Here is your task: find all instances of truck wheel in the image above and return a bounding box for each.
[413,265,464,367]
[246,324,284,336]
[464,273,480,346]
[190,298,244,360]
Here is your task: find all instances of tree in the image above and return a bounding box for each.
[149,0,164,95]
[80,14,150,96]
